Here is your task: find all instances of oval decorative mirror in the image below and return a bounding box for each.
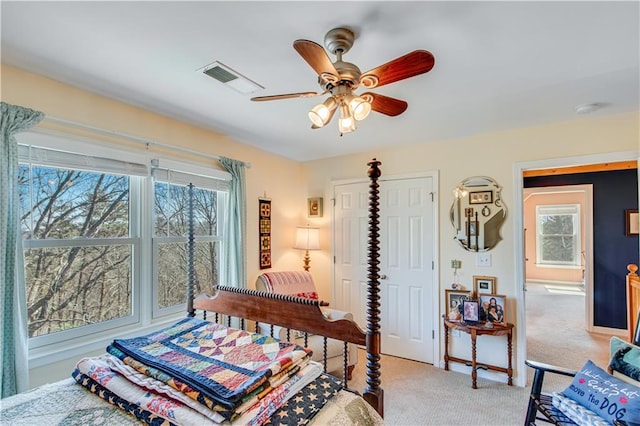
[450,176,507,252]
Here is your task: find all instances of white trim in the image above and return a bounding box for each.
[513,150,639,388]
[42,115,251,168]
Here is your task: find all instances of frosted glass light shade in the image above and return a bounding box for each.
[338,103,356,133]
[294,226,320,250]
[349,96,371,121]
[308,97,338,127]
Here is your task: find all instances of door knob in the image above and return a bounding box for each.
[380,274,388,280]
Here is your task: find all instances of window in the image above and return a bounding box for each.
[152,162,227,314]
[17,135,229,348]
[536,204,581,267]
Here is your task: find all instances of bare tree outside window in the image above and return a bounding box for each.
[154,182,219,308]
[19,165,132,337]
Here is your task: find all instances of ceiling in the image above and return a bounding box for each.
[2,1,639,162]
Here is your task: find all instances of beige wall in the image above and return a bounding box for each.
[304,112,639,300]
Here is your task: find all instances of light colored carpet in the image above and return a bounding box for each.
[347,282,614,425]
[349,349,530,425]
[525,282,611,392]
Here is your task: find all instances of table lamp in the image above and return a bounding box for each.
[294,225,320,272]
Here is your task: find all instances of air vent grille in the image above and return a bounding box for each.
[204,66,238,83]
[200,61,264,94]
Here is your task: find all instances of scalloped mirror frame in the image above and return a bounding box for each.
[450,176,507,252]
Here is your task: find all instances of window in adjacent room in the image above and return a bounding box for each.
[535,204,581,267]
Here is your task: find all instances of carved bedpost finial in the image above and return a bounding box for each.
[364,158,384,417]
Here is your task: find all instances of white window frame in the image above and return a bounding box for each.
[535,204,582,268]
[16,130,230,361]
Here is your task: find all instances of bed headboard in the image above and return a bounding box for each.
[186,158,385,417]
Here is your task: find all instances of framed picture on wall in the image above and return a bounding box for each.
[308,197,323,217]
[625,209,639,236]
[469,190,493,204]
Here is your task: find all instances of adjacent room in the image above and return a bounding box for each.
[1,1,639,425]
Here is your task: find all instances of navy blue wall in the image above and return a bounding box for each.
[524,169,638,330]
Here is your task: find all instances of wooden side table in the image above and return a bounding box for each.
[443,317,514,389]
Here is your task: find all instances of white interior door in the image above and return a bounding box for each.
[333,176,435,363]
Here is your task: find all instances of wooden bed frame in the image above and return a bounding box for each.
[627,263,640,343]
[185,159,385,417]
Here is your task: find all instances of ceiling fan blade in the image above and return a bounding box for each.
[359,50,435,89]
[293,40,339,79]
[362,92,408,116]
[251,92,320,102]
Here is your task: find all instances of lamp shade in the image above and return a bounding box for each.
[294,226,320,250]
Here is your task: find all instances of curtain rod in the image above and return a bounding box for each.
[43,115,251,168]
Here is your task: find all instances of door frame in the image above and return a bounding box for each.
[330,171,440,365]
[513,150,638,387]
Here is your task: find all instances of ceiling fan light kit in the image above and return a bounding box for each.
[251,27,435,135]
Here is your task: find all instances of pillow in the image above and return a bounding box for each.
[561,359,640,426]
[609,336,640,386]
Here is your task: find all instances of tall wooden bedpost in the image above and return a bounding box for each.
[186,183,196,317]
[364,158,384,417]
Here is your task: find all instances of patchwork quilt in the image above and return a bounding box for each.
[108,317,312,408]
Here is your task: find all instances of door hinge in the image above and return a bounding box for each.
[430,191,434,202]
[432,330,435,339]
[432,260,435,270]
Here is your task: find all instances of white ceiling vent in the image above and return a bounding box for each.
[201,61,263,94]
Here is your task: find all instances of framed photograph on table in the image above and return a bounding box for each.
[462,300,480,324]
[473,275,496,296]
[445,290,470,321]
[479,294,507,324]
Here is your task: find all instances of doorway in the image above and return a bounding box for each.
[523,184,593,329]
[513,153,639,387]
[332,173,438,364]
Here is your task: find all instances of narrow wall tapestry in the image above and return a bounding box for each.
[259,199,272,269]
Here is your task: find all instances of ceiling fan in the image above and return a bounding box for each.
[251,27,435,134]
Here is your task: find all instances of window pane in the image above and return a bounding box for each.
[19,165,129,239]
[154,182,218,236]
[541,235,575,262]
[540,214,574,235]
[157,241,218,308]
[24,245,132,337]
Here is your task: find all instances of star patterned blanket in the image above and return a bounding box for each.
[108,317,312,409]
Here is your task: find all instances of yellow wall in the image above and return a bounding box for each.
[2,64,310,285]
[2,64,314,387]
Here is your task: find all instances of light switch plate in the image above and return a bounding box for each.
[476,253,491,267]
